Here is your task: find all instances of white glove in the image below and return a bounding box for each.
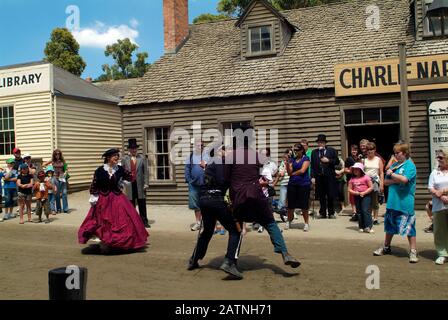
[89,194,99,206]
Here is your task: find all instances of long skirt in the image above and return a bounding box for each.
[78,193,149,250]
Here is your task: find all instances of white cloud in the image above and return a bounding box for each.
[72,20,139,49]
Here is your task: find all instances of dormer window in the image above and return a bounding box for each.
[249,25,273,54]
[423,0,448,38]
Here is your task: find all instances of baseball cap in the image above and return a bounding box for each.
[19,163,29,170]
[6,158,15,164]
[45,165,54,173]
[23,153,31,159]
[12,148,21,154]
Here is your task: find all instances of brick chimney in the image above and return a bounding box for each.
[164,0,189,54]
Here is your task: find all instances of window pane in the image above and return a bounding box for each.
[157,167,164,180]
[0,144,4,156]
[262,39,271,51]
[157,155,165,167]
[2,107,7,119]
[9,118,13,130]
[430,16,442,36]
[251,40,261,53]
[165,168,170,180]
[345,110,362,125]
[250,28,260,40]
[3,119,8,130]
[382,107,399,123]
[261,26,271,39]
[0,133,4,143]
[8,106,12,117]
[363,109,380,124]
[157,140,163,153]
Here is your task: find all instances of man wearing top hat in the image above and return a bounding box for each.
[310,134,339,219]
[122,138,150,228]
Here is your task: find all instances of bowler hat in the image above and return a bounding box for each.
[316,134,327,142]
[127,138,139,149]
[102,148,120,158]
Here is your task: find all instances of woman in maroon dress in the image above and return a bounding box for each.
[78,148,149,253]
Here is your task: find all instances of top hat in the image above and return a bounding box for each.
[127,138,139,149]
[316,134,328,142]
[102,148,120,158]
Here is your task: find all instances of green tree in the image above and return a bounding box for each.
[193,13,230,24]
[96,38,150,81]
[44,28,86,76]
[217,0,344,17]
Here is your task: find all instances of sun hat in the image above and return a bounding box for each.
[351,162,365,174]
[45,165,54,173]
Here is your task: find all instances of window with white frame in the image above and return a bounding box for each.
[249,25,273,54]
[146,127,173,181]
[0,106,15,155]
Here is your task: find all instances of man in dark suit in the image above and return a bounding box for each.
[310,134,338,219]
[122,138,150,228]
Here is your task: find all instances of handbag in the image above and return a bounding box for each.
[268,185,276,197]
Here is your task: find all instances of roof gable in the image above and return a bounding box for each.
[235,0,296,30]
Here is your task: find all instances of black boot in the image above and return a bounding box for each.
[187,257,199,271]
[282,252,301,268]
[220,258,243,279]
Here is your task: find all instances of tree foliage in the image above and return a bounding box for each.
[96,38,150,81]
[193,13,230,24]
[217,0,343,17]
[44,28,86,76]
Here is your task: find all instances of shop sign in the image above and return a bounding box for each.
[335,54,448,97]
[429,100,448,171]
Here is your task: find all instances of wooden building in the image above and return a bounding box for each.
[120,0,448,208]
[0,61,122,190]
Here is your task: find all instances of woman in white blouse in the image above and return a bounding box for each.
[428,149,448,265]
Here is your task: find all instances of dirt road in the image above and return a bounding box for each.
[1,217,447,300]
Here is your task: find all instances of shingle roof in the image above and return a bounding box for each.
[120,0,448,106]
[53,66,120,104]
[94,78,142,99]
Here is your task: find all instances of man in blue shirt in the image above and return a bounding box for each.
[185,139,208,231]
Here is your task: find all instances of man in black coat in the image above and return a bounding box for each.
[310,134,339,219]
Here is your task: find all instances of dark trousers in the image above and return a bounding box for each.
[131,181,148,223]
[355,195,372,229]
[235,198,287,254]
[316,175,335,217]
[191,195,241,264]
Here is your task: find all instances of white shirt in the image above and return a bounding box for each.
[428,169,448,213]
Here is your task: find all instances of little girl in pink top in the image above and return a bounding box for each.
[348,163,374,233]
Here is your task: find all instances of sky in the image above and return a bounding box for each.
[0,0,220,79]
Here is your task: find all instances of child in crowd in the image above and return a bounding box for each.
[2,158,18,221]
[17,163,34,224]
[45,166,58,216]
[348,163,374,233]
[33,170,54,224]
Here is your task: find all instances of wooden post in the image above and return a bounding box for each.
[399,42,409,143]
[49,266,87,300]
